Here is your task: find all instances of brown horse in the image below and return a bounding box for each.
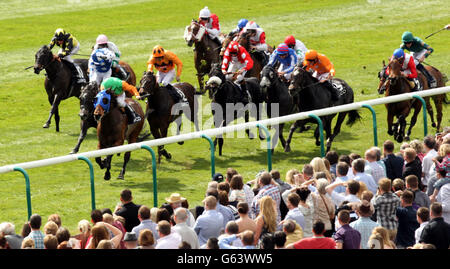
[138,71,200,163]
[236,31,274,80]
[184,20,221,94]
[378,60,446,134]
[93,91,145,180]
[113,60,137,87]
[378,59,423,142]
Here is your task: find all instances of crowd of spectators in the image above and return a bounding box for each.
[1,128,449,249]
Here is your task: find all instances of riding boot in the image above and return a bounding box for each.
[71,62,86,84]
[125,104,141,124]
[323,80,339,101]
[417,63,436,88]
[239,81,251,103]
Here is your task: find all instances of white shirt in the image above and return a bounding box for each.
[415,221,429,244]
[173,222,200,249]
[155,231,182,249]
[437,183,450,224]
[330,191,361,207]
[422,149,438,186]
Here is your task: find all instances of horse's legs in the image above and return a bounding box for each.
[387,110,395,136]
[424,96,436,128]
[197,74,204,94]
[323,118,333,152]
[405,104,421,140]
[285,120,301,152]
[434,95,443,132]
[159,126,172,160]
[43,94,61,130]
[275,123,286,153]
[327,112,347,151]
[104,155,113,180]
[70,121,89,154]
[54,107,60,132]
[118,151,131,180]
[245,111,255,139]
[95,156,104,169]
[175,116,184,145]
[314,125,321,146]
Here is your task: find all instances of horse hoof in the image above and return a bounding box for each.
[388,130,393,136]
[117,175,124,180]
[404,136,410,141]
[284,146,291,153]
[166,153,172,160]
[432,122,437,128]
[315,141,321,146]
[178,141,184,145]
[69,149,78,155]
[104,173,111,181]
[43,123,50,128]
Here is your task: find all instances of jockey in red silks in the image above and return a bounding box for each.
[198,6,222,46]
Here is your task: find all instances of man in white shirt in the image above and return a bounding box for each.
[437,183,450,224]
[364,148,386,184]
[422,136,438,187]
[173,207,200,249]
[415,207,430,244]
[352,158,378,194]
[155,220,181,249]
[284,193,305,230]
[325,179,361,207]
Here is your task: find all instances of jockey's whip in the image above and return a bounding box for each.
[425,27,445,39]
[24,65,34,70]
[73,53,91,57]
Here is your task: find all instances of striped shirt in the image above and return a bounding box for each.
[350,217,380,249]
[251,184,281,222]
[26,230,45,249]
[372,192,401,230]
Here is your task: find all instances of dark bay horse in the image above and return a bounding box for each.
[138,71,199,163]
[34,45,88,132]
[93,91,145,180]
[377,59,423,142]
[114,60,137,87]
[286,65,361,152]
[184,20,221,94]
[260,64,295,152]
[378,60,446,133]
[206,63,264,156]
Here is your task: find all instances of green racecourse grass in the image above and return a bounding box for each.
[0,0,449,235]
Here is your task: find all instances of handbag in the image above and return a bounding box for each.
[319,194,335,222]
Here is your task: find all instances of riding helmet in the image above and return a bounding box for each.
[96,34,108,45]
[393,48,405,59]
[402,31,414,43]
[284,35,296,46]
[304,49,318,61]
[54,28,66,41]
[276,43,289,55]
[237,19,248,29]
[152,45,165,58]
[199,6,211,19]
[227,41,239,53]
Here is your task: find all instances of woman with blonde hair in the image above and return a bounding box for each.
[409,139,425,161]
[85,222,123,249]
[372,226,396,249]
[285,169,301,186]
[254,196,278,244]
[311,178,335,237]
[74,219,91,249]
[310,157,332,182]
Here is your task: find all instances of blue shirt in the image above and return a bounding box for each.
[194,209,224,246]
[350,217,380,249]
[354,172,378,194]
[216,204,235,228]
[218,234,255,249]
[334,176,349,193]
[284,207,305,230]
[27,230,45,249]
[268,48,298,74]
[131,219,159,240]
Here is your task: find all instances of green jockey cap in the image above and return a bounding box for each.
[101,77,123,95]
[402,31,414,43]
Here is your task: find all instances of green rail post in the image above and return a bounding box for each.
[201,134,215,179]
[256,124,272,172]
[412,95,428,137]
[13,167,32,220]
[362,104,378,147]
[77,156,96,211]
[141,145,158,207]
[308,114,325,157]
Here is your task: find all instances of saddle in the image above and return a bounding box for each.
[407,78,422,92]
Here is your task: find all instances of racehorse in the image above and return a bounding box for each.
[286,65,361,152]
[260,65,295,152]
[377,58,424,142]
[206,63,264,156]
[70,82,100,154]
[113,60,137,87]
[184,19,221,94]
[34,45,88,132]
[138,71,200,163]
[93,90,145,180]
[378,60,446,133]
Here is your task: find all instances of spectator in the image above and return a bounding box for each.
[251,172,281,223]
[213,172,225,183]
[415,207,430,244]
[254,196,278,243]
[310,157,332,182]
[271,169,291,219]
[372,178,401,241]
[325,179,361,208]
[273,231,287,249]
[205,237,219,249]
[297,186,314,238]
[286,220,336,249]
[235,202,257,234]
[90,209,103,226]
[123,232,138,249]
[349,153,361,162]
[227,168,255,208]
[350,200,379,249]
[47,214,62,228]
[283,219,303,246]
[422,135,438,187]
[435,169,450,223]
[0,222,23,249]
[43,221,58,236]
[383,140,404,180]
[372,226,396,249]
[194,196,223,246]
[410,139,425,161]
[96,239,114,249]
[21,222,31,238]
[367,232,384,249]
[204,188,235,228]
[229,174,247,204]
[365,148,386,184]
[131,205,159,241]
[137,229,155,249]
[402,148,424,190]
[339,154,355,180]
[395,190,419,248]
[173,207,200,249]
[155,220,181,249]
[420,202,450,249]
[25,214,45,249]
[21,237,35,249]
[58,241,73,249]
[114,189,141,232]
[325,150,339,176]
[284,193,305,229]
[311,178,335,237]
[218,190,239,220]
[259,233,275,249]
[55,226,71,245]
[156,208,171,224]
[392,178,405,195]
[218,230,256,249]
[334,162,350,194]
[73,219,91,249]
[85,222,123,249]
[0,234,9,249]
[371,146,387,176]
[285,168,301,186]
[103,213,126,249]
[218,221,243,248]
[405,175,430,208]
[165,193,195,227]
[225,168,237,183]
[43,234,58,249]
[430,144,450,202]
[218,182,230,194]
[178,241,192,249]
[333,210,361,249]
[352,158,378,194]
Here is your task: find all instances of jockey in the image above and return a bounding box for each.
[241,21,268,53]
[221,41,254,102]
[88,47,115,86]
[400,31,436,87]
[147,45,187,104]
[198,6,222,47]
[229,18,248,37]
[387,48,420,91]
[94,34,129,81]
[284,35,308,63]
[267,43,298,81]
[100,77,142,123]
[303,49,339,100]
[48,28,86,84]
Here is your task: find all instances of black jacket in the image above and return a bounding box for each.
[115,202,141,232]
[383,154,404,180]
[419,217,450,249]
[403,157,424,190]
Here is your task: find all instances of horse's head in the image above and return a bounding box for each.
[34,45,53,74]
[184,20,206,47]
[93,90,113,121]
[260,65,278,92]
[377,60,389,94]
[237,31,251,51]
[386,58,404,88]
[79,82,99,121]
[205,63,224,100]
[138,71,158,98]
[289,64,311,93]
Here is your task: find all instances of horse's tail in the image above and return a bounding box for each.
[346,109,362,126]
